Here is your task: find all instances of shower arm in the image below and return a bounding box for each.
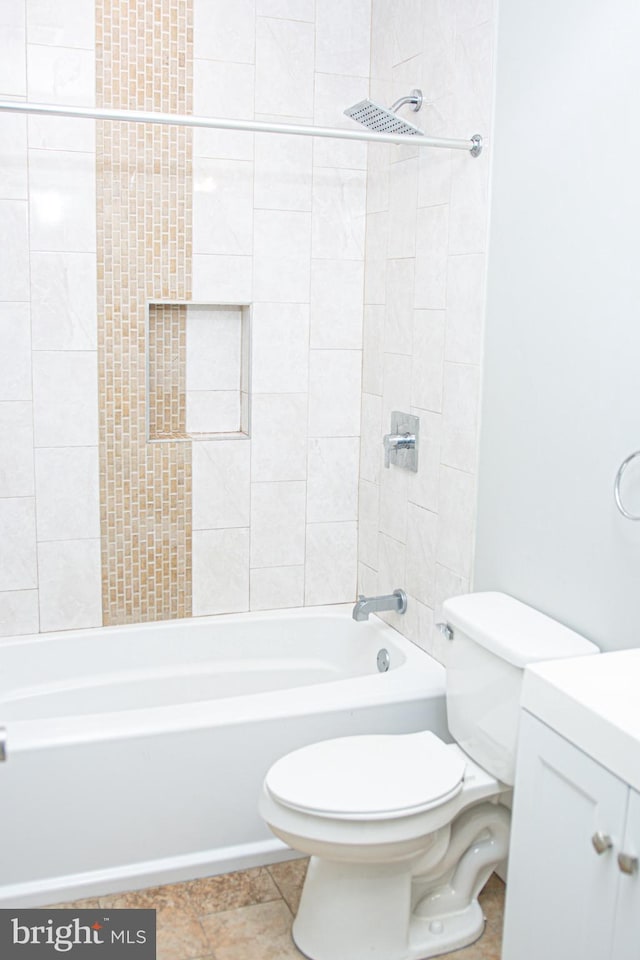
[389,89,423,113]
[0,99,482,156]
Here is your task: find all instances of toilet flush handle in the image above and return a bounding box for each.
[436,622,454,642]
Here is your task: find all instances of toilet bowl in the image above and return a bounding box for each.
[260,592,600,960]
[260,731,510,960]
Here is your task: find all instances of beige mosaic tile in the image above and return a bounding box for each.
[96,0,193,625]
[98,880,192,921]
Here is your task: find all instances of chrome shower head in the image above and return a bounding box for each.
[344,88,424,137]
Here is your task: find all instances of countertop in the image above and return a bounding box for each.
[521,648,640,791]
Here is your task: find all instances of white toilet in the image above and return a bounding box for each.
[259,592,599,960]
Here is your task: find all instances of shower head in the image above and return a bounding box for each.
[344,88,424,137]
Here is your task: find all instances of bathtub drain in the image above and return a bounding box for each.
[377,648,390,672]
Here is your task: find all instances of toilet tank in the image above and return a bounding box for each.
[443,592,598,786]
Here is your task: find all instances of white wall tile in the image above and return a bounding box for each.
[359,391,382,483]
[250,564,305,611]
[186,306,242,392]
[384,258,414,356]
[0,115,27,199]
[411,309,445,413]
[251,394,308,481]
[192,440,251,530]
[26,44,95,152]
[358,478,379,571]
[250,481,306,567]
[0,589,39,637]
[405,501,437,606]
[186,391,241,434]
[308,349,362,437]
[379,459,408,543]
[30,252,97,350]
[194,0,255,63]
[0,498,37,590]
[255,17,315,118]
[192,255,253,302]
[304,521,358,604]
[27,0,95,49]
[377,530,406,594]
[390,0,423,66]
[387,158,418,259]
[38,538,102,631]
[311,167,366,260]
[254,130,313,211]
[251,302,309,393]
[32,351,98,447]
[448,150,489,256]
[34,446,99,541]
[313,73,368,171]
[29,150,96,252]
[441,361,480,473]
[193,157,254,256]
[315,0,371,77]
[310,259,364,349]
[0,303,32,401]
[362,305,384,396]
[414,204,449,308]
[307,437,359,522]
[435,466,476,579]
[418,139,452,208]
[357,560,378,598]
[0,402,34,497]
[407,407,441,514]
[382,352,411,430]
[193,59,255,161]
[253,209,311,302]
[256,0,314,19]
[444,253,486,365]
[0,25,26,97]
[0,201,29,300]
[192,528,250,615]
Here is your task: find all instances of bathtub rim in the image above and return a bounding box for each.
[0,604,445,753]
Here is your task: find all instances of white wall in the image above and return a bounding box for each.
[475,0,640,649]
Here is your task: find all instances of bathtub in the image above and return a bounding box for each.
[0,604,448,907]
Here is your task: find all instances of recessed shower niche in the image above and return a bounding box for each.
[146,302,251,442]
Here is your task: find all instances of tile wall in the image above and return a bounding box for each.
[0,1,101,635]
[189,0,370,616]
[0,0,495,640]
[358,0,496,663]
[0,0,370,634]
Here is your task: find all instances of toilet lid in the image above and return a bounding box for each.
[265,732,466,820]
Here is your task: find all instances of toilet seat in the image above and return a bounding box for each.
[265,731,466,820]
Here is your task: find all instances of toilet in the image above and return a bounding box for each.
[259,592,599,960]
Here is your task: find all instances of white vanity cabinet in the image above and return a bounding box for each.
[502,712,639,960]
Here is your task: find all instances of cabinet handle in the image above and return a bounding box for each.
[618,853,639,875]
[591,832,613,855]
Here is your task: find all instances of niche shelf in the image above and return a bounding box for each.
[146,301,251,442]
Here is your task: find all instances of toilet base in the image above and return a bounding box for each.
[291,856,486,960]
[408,901,484,959]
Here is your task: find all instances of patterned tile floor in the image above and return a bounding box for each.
[50,861,505,960]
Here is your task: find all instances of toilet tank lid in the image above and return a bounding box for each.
[442,592,599,668]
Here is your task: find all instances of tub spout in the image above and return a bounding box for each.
[352,589,407,621]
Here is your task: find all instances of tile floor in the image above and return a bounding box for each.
[50,860,505,960]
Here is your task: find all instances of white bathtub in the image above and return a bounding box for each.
[0,604,447,907]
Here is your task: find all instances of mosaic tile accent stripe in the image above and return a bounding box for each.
[147,303,188,441]
[96,0,193,624]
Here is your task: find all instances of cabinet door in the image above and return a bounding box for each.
[612,788,640,960]
[502,711,627,960]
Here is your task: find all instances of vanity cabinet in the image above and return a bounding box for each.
[502,711,640,960]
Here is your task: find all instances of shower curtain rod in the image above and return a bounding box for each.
[0,100,482,155]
